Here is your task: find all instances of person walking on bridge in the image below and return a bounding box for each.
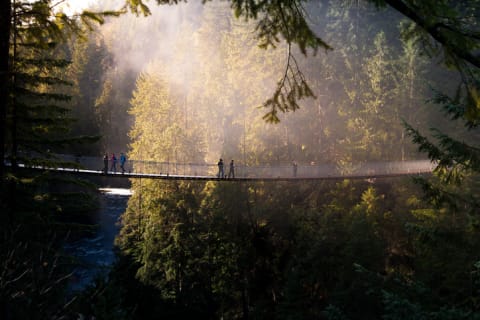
[110,153,117,173]
[217,158,224,178]
[120,152,127,174]
[103,153,109,174]
[228,159,235,178]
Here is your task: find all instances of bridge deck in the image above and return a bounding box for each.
[47,167,433,181]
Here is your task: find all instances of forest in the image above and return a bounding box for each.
[0,0,479,319]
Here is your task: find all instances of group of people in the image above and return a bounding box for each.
[103,152,127,174]
[217,158,235,179]
[217,159,299,179]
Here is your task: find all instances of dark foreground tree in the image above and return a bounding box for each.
[0,0,118,190]
[0,2,117,318]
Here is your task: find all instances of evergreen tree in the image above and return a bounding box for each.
[0,2,118,318]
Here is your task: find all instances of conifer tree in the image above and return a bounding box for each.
[0,3,118,318]
[0,0,119,183]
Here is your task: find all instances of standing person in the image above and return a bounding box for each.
[228,159,235,178]
[217,158,224,178]
[103,153,109,174]
[120,152,127,174]
[292,160,298,178]
[110,153,117,173]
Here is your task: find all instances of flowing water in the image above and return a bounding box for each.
[64,188,131,292]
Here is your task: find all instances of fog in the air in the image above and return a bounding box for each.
[72,0,457,168]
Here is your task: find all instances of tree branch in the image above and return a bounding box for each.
[383,0,480,68]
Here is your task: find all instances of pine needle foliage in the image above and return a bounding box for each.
[404,86,480,210]
[0,2,111,318]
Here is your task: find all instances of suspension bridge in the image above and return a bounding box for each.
[9,154,436,181]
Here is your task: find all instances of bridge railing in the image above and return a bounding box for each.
[41,155,435,179]
[128,160,217,177]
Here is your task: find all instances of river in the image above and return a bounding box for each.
[64,188,131,292]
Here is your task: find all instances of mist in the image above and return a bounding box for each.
[75,0,458,168]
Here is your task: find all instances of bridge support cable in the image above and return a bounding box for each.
[8,154,436,181]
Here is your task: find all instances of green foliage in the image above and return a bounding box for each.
[382,290,480,320]
[0,237,73,320]
[0,2,111,319]
[430,87,480,129]
[404,79,480,210]
[9,3,102,164]
[262,51,317,123]
[322,304,351,320]
[70,276,128,320]
[114,176,480,319]
[67,25,130,154]
[2,0,480,319]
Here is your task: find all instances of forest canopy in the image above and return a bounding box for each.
[0,0,479,319]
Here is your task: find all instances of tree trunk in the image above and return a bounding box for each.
[0,1,11,182]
